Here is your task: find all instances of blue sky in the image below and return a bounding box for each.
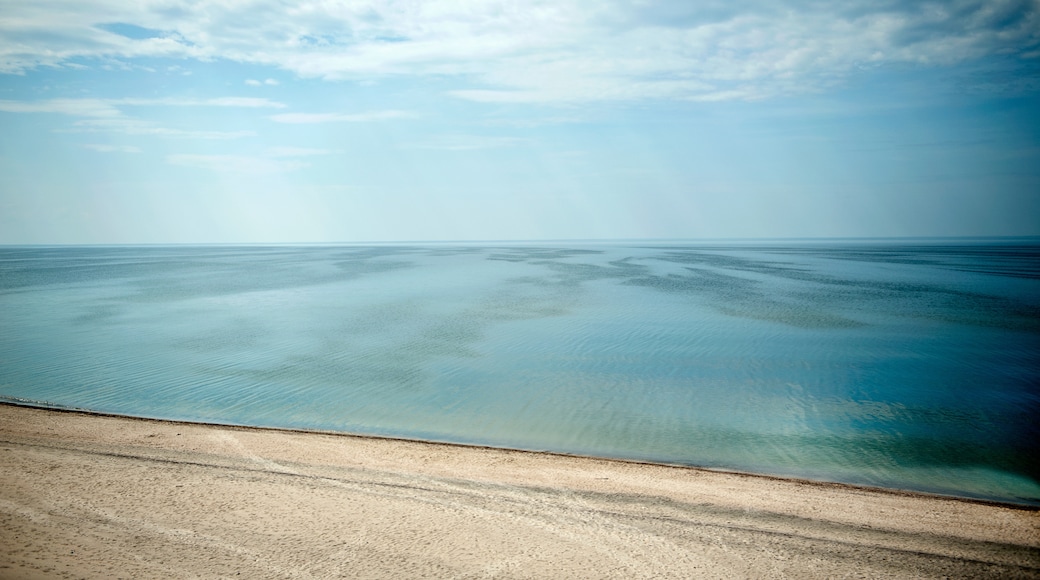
[1,1,1038,243]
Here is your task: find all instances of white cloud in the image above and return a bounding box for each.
[68,118,256,139]
[0,97,285,115]
[245,79,262,86]
[1,1,1037,103]
[118,97,286,108]
[0,98,122,117]
[269,110,416,123]
[0,96,284,138]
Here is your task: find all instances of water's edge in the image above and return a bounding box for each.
[4,399,1036,511]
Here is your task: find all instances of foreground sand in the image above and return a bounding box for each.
[1,404,1037,579]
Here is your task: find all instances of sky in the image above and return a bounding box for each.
[0,0,1038,244]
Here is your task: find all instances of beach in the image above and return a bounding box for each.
[1,404,1037,578]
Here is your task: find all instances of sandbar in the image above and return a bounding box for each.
[1,403,1038,578]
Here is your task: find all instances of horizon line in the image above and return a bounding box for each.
[3,235,1040,248]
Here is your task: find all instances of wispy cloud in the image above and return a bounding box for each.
[246,78,280,86]
[118,97,286,108]
[2,1,1037,104]
[68,118,255,139]
[0,97,285,116]
[0,98,122,117]
[0,96,283,139]
[269,110,416,124]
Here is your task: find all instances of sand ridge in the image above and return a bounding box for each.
[1,404,1038,578]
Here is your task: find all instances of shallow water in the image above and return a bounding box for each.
[1,241,1038,504]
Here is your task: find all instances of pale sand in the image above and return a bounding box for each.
[1,404,1037,579]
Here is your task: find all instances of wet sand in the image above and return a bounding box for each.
[1,403,1038,579]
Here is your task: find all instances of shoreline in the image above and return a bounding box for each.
[3,400,1035,511]
[2,403,1038,578]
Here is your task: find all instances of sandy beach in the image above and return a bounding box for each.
[1,404,1037,578]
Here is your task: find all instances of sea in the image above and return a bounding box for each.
[1,240,1038,505]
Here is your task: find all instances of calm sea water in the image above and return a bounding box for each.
[1,241,1038,504]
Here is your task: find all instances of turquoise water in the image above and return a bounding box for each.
[1,241,1038,505]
